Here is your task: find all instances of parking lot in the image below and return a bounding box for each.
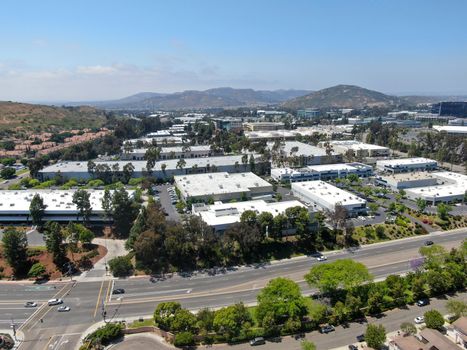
[154,184,181,222]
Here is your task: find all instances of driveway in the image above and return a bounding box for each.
[109,333,173,350]
[155,184,181,222]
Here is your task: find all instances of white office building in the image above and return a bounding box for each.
[433,125,467,135]
[376,158,438,174]
[271,162,373,183]
[292,180,367,217]
[268,141,342,166]
[121,145,217,161]
[375,172,439,190]
[320,140,390,158]
[175,172,273,202]
[192,199,306,232]
[0,189,130,223]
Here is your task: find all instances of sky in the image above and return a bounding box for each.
[1,0,467,101]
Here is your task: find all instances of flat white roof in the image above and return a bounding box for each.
[379,172,436,182]
[196,199,305,227]
[245,126,352,139]
[433,125,467,134]
[432,171,467,184]
[328,140,389,151]
[306,162,371,172]
[377,157,437,167]
[267,141,331,157]
[292,180,366,206]
[124,145,212,154]
[175,172,272,197]
[406,184,466,198]
[0,189,130,214]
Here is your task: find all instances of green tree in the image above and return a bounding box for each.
[173,332,195,347]
[111,188,140,238]
[213,303,251,339]
[368,202,379,216]
[240,210,257,226]
[304,259,372,295]
[1,229,29,276]
[416,198,427,213]
[108,256,133,277]
[154,302,182,331]
[301,340,316,350]
[424,309,445,330]
[171,308,198,333]
[72,189,92,223]
[0,167,15,179]
[256,278,307,330]
[257,212,274,238]
[44,221,67,267]
[400,322,417,335]
[365,324,386,350]
[78,226,95,245]
[446,299,467,319]
[101,188,113,220]
[28,262,46,279]
[436,203,452,221]
[29,194,47,226]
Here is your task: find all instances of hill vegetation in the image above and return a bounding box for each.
[282,84,400,109]
[0,101,107,133]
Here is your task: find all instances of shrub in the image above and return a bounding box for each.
[28,263,46,278]
[424,309,445,330]
[173,331,195,347]
[85,323,123,346]
[108,256,133,277]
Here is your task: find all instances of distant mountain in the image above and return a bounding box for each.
[282,85,400,109]
[0,101,106,132]
[68,88,311,110]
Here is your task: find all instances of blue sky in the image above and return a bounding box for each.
[1,0,467,101]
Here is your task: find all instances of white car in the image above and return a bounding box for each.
[48,298,63,306]
[57,306,71,312]
[317,255,327,262]
[24,301,37,308]
[414,316,425,324]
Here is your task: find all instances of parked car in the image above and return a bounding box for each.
[24,301,37,308]
[356,334,365,342]
[57,306,71,312]
[112,288,125,295]
[249,337,266,346]
[348,345,359,350]
[417,298,430,307]
[424,240,434,246]
[48,298,63,306]
[414,316,425,324]
[320,325,335,334]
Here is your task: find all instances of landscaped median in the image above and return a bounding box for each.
[79,241,466,349]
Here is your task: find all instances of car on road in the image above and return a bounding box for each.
[112,288,125,295]
[417,298,430,307]
[249,337,266,346]
[317,255,327,262]
[24,301,37,308]
[48,298,63,306]
[320,325,335,334]
[424,240,434,246]
[57,306,71,312]
[356,334,365,342]
[414,316,425,324]
[348,345,359,350]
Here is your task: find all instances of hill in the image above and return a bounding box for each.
[0,102,107,133]
[70,88,311,110]
[282,85,400,109]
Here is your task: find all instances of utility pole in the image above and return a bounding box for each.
[10,318,17,341]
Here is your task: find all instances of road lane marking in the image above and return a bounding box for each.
[42,335,55,350]
[104,279,112,306]
[108,279,115,303]
[93,279,105,318]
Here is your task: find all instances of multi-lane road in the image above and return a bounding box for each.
[0,228,465,350]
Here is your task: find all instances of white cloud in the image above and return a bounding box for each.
[76,65,118,75]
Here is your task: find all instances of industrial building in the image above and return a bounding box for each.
[245,125,353,140]
[39,155,268,181]
[126,136,186,146]
[192,199,306,232]
[405,172,467,205]
[433,125,467,135]
[268,141,342,165]
[431,101,467,117]
[320,140,390,158]
[292,180,367,217]
[174,172,273,202]
[375,172,438,190]
[271,162,373,182]
[121,145,218,161]
[243,122,284,131]
[297,109,320,118]
[0,189,126,223]
[376,158,438,174]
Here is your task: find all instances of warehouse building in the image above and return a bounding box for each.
[292,180,367,217]
[0,189,128,223]
[39,155,268,181]
[319,140,390,158]
[271,162,373,182]
[375,172,438,190]
[192,199,306,232]
[376,158,438,174]
[174,172,273,202]
[433,125,467,135]
[243,122,284,131]
[245,125,353,140]
[121,145,218,161]
[268,141,342,166]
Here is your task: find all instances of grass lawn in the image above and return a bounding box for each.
[128,318,154,328]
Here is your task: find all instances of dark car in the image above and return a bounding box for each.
[249,337,266,346]
[320,325,335,334]
[424,240,434,246]
[417,298,430,307]
[349,345,359,350]
[356,334,365,342]
[112,288,125,295]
